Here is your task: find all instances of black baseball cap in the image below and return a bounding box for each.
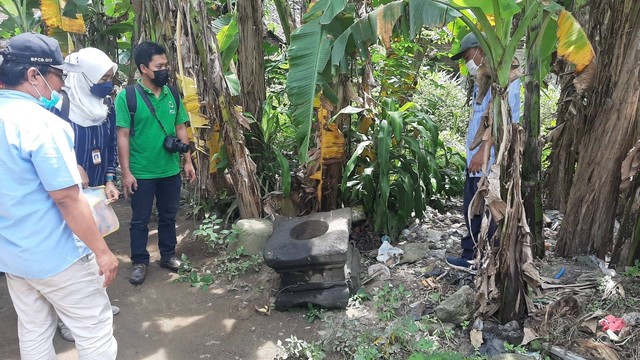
[450,32,481,61]
[0,33,81,72]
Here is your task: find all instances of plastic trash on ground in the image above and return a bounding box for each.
[83,186,119,236]
[599,315,626,333]
[376,235,404,263]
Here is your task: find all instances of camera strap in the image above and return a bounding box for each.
[133,83,169,137]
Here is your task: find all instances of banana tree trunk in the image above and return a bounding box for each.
[522,2,545,259]
[273,0,296,44]
[195,0,262,219]
[556,0,640,257]
[494,91,530,324]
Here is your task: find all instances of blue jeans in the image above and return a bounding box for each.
[129,174,181,265]
[461,174,496,260]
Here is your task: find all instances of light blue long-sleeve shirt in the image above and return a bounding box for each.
[466,79,521,177]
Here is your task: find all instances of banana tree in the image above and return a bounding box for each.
[442,0,594,323]
[286,0,458,212]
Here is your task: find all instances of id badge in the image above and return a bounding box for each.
[91,148,102,165]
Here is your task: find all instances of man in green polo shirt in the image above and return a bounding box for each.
[115,41,196,285]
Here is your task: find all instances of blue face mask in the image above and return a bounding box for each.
[32,71,62,110]
[90,81,114,98]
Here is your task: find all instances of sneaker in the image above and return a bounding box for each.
[159,256,190,272]
[129,263,147,284]
[58,319,74,342]
[111,305,120,316]
[445,256,477,274]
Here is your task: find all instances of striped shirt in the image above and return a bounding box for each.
[54,96,118,186]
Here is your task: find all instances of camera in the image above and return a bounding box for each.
[163,136,190,153]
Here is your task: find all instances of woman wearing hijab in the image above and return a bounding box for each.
[59,47,119,200]
[56,47,121,342]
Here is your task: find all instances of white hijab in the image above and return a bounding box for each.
[63,48,118,127]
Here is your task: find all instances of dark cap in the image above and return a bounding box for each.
[0,33,81,72]
[450,32,481,61]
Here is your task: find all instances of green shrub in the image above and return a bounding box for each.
[341,98,465,240]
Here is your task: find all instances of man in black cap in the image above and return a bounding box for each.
[0,33,118,359]
[445,32,521,273]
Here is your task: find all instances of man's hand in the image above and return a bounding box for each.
[95,249,119,287]
[77,165,89,188]
[468,146,485,175]
[105,181,120,202]
[122,171,137,199]
[184,162,196,184]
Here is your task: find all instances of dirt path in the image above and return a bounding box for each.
[0,201,320,360]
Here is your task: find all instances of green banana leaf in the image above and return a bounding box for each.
[286,17,332,163]
[449,0,520,18]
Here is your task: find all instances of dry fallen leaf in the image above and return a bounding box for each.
[578,339,620,360]
[470,329,483,349]
[521,327,538,345]
[254,304,271,316]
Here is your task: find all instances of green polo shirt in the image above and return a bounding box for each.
[115,79,189,179]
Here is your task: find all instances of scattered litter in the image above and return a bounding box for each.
[599,315,625,333]
[361,264,391,285]
[376,237,404,263]
[554,266,566,279]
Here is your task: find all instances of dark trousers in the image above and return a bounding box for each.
[130,174,181,265]
[461,174,496,260]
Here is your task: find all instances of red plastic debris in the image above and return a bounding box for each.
[599,315,626,333]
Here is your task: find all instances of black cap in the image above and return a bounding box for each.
[0,33,81,72]
[450,32,481,61]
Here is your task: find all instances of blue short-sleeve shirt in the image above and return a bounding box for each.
[0,90,91,279]
[466,79,521,177]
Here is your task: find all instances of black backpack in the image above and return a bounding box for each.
[125,84,181,137]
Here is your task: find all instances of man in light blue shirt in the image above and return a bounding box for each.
[446,33,521,272]
[0,33,118,359]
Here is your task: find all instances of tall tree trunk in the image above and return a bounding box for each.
[238,0,266,124]
[522,1,545,259]
[544,84,579,213]
[544,1,588,212]
[556,0,640,257]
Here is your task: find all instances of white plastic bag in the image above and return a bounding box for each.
[82,186,119,236]
[376,237,404,263]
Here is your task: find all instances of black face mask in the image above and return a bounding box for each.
[151,69,169,87]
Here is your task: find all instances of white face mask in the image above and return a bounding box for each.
[466,59,479,76]
[466,48,481,76]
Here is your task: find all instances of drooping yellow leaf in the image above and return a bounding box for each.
[556,10,595,73]
[176,75,200,112]
[176,74,208,128]
[321,123,345,161]
[358,116,373,134]
[41,0,63,28]
[61,15,85,33]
